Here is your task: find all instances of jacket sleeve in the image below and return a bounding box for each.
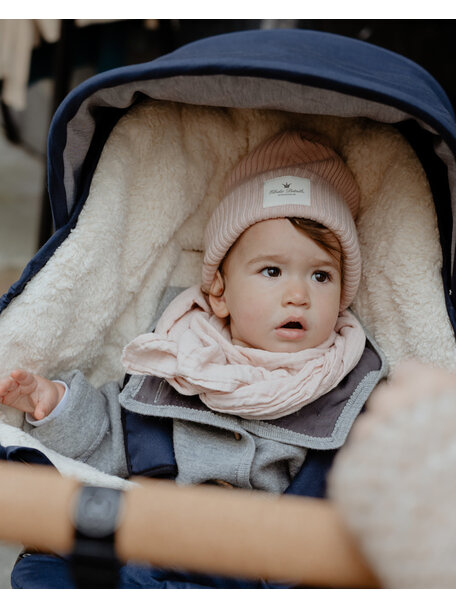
[22,370,128,478]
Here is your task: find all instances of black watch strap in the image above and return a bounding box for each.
[69,485,124,588]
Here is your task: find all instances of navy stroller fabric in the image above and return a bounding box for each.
[12,554,290,589]
[0,445,54,467]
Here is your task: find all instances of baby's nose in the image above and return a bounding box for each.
[283,280,309,306]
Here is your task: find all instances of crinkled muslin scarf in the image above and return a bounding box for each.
[121,285,366,420]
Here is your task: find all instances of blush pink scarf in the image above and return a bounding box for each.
[121,286,366,420]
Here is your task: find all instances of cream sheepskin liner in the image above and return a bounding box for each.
[0,101,453,499]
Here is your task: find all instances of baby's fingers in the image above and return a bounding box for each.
[0,370,36,413]
[0,376,17,399]
[0,385,34,412]
[9,369,37,394]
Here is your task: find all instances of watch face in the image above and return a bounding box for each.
[74,486,123,538]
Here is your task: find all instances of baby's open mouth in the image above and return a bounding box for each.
[275,320,306,341]
[275,319,307,341]
[276,319,307,333]
[281,321,303,329]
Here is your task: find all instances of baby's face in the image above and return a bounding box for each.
[209,218,342,353]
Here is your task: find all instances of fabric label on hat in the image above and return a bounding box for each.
[263,176,311,208]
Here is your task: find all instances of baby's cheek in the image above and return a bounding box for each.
[241,296,267,322]
[233,308,265,342]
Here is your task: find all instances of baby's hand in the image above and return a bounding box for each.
[0,370,64,421]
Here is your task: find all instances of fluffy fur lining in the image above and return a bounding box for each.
[0,100,453,486]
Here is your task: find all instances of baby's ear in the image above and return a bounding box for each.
[208,271,230,319]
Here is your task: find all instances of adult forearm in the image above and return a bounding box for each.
[0,462,378,588]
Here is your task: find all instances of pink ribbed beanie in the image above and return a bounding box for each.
[202,130,361,310]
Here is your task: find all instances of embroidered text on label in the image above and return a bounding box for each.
[263,176,311,208]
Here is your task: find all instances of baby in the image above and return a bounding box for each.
[0,130,383,491]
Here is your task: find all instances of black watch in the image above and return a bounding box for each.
[70,485,124,588]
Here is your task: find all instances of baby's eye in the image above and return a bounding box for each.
[261,267,281,278]
[312,271,331,283]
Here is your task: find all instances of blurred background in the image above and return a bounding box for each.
[0,17,455,587]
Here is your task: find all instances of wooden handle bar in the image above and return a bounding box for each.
[0,462,379,587]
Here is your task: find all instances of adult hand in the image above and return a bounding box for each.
[352,360,456,439]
